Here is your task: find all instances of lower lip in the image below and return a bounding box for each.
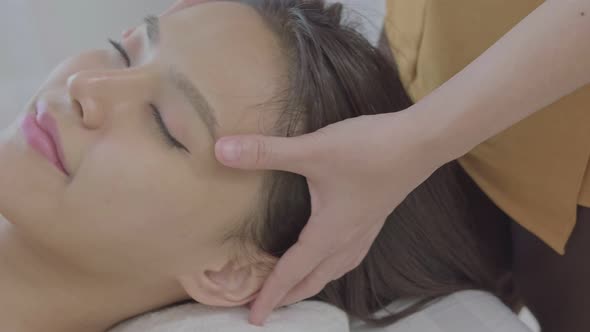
[21,112,68,175]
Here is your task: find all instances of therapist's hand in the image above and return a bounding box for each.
[215,110,448,326]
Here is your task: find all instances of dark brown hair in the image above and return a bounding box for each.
[237,0,517,326]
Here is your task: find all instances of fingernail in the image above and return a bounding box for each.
[217,139,241,162]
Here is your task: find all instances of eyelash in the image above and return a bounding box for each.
[150,105,188,152]
[108,39,188,152]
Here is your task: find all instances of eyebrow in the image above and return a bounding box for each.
[144,15,218,140]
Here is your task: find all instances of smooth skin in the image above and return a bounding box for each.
[0,3,291,331]
[135,0,590,326]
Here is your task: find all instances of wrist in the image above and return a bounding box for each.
[405,103,463,164]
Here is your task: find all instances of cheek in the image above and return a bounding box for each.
[54,141,211,268]
[63,139,209,241]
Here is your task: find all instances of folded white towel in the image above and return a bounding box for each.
[108,301,350,332]
[109,291,533,332]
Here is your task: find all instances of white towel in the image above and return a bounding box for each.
[351,291,532,332]
[108,301,350,332]
[108,291,533,332]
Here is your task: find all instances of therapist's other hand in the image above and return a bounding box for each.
[122,0,212,38]
[215,110,445,326]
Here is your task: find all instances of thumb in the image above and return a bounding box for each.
[215,135,308,173]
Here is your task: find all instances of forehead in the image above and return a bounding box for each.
[159,2,287,137]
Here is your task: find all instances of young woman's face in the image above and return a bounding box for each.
[0,2,285,280]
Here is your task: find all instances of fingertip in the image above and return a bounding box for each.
[248,293,280,327]
[248,316,263,326]
[248,308,270,327]
[215,137,242,165]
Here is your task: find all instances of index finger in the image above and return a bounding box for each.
[248,238,327,325]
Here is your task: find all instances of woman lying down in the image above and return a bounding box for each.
[0,1,516,331]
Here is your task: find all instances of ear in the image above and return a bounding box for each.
[177,252,277,307]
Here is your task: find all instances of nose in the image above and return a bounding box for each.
[67,69,155,129]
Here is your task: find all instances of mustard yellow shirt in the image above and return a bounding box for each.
[385,0,590,254]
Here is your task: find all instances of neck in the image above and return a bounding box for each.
[0,218,189,332]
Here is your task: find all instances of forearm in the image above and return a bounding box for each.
[411,0,590,159]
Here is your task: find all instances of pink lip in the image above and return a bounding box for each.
[20,102,69,176]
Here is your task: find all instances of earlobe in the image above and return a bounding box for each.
[178,258,273,307]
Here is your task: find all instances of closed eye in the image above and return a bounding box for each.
[108,39,189,153]
[108,39,130,67]
[150,104,189,152]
